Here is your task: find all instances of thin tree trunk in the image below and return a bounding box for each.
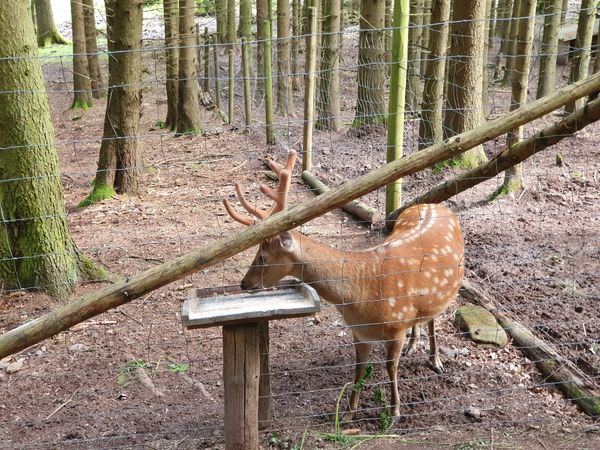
[216,0,227,43]
[482,0,493,115]
[496,0,536,198]
[239,0,253,93]
[255,0,269,101]
[291,0,302,91]
[444,0,488,168]
[226,0,236,45]
[176,0,203,133]
[565,0,597,113]
[164,0,179,130]
[71,0,93,110]
[82,0,104,99]
[0,0,100,299]
[537,0,562,98]
[420,0,432,75]
[502,0,521,87]
[276,0,294,116]
[498,0,513,53]
[418,0,450,149]
[34,0,68,47]
[354,0,387,128]
[93,0,143,195]
[407,0,424,113]
[316,0,341,130]
[561,0,568,25]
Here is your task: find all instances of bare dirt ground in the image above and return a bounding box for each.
[1,34,599,449]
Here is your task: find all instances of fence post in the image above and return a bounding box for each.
[264,20,275,145]
[228,46,234,125]
[203,27,210,92]
[242,37,252,130]
[302,5,317,171]
[212,36,222,114]
[385,0,409,217]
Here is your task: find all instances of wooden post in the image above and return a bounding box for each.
[258,320,272,429]
[242,37,253,130]
[228,46,234,125]
[195,23,202,87]
[264,20,275,144]
[223,323,260,450]
[302,5,317,171]
[212,36,222,113]
[203,27,210,92]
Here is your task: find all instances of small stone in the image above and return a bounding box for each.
[6,359,25,374]
[465,406,482,420]
[69,344,88,353]
[454,305,508,347]
[337,331,348,337]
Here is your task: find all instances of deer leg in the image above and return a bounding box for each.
[404,325,420,355]
[345,340,374,421]
[385,333,406,418]
[426,319,444,374]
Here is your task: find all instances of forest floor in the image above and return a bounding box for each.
[1,35,600,449]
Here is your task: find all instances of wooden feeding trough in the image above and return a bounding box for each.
[183,282,320,450]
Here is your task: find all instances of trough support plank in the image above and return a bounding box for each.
[258,320,272,429]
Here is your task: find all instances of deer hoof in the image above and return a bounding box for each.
[431,357,445,374]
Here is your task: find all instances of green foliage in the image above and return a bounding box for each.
[195,0,216,16]
[168,362,190,373]
[352,362,373,392]
[78,183,117,207]
[143,0,162,7]
[117,359,151,387]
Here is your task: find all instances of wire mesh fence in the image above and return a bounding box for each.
[0,0,599,448]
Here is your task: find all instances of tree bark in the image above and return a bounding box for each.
[82,0,104,99]
[164,0,179,130]
[407,0,424,112]
[316,0,342,130]
[34,0,68,47]
[255,0,269,101]
[226,0,236,45]
[3,72,600,358]
[0,0,99,299]
[537,0,562,98]
[176,0,203,134]
[418,0,450,149]
[71,0,93,110]
[93,0,143,196]
[216,0,227,43]
[354,0,387,127]
[291,0,302,91]
[276,0,294,116]
[565,0,597,113]
[444,0,488,168]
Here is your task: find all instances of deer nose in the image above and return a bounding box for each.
[240,279,251,291]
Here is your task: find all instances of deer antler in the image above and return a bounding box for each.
[223,150,297,225]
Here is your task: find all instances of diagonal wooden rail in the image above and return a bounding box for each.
[1,73,600,359]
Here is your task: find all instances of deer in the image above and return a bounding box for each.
[223,150,465,419]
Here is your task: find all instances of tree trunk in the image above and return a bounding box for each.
[276,0,294,116]
[316,0,341,130]
[239,0,253,92]
[498,0,513,54]
[0,0,99,299]
[565,0,596,113]
[216,0,227,43]
[482,0,493,115]
[226,0,236,45]
[176,0,203,134]
[560,0,568,25]
[354,0,387,128]
[92,0,143,197]
[255,0,269,101]
[34,0,68,47]
[420,0,432,75]
[495,0,536,198]
[291,0,302,91]
[82,0,104,99]
[537,0,562,98]
[502,0,520,86]
[164,0,179,130]
[407,0,424,113]
[443,0,488,168]
[418,0,450,149]
[71,0,93,110]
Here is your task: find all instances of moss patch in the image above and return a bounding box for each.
[78,184,117,207]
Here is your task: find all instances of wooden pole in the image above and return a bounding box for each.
[1,73,599,360]
[203,27,210,92]
[212,36,223,114]
[302,5,317,171]
[258,320,272,429]
[242,37,252,130]
[264,19,275,144]
[228,46,234,125]
[196,23,202,87]
[387,93,600,222]
[223,323,260,449]
[385,0,409,217]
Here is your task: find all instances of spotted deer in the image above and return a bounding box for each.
[223,150,465,418]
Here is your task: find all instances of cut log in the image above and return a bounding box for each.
[460,278,600,417]
[387,93,600,223]
[302,170,381,224]
[1,73,600,359]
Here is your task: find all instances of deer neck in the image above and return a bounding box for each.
[290,232,381,306]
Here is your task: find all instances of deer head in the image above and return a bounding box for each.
[223,150,299,291]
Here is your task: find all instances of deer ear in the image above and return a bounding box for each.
[278,232,293,249]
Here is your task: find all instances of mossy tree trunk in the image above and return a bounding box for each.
[255,0,269,101]
[82,0,104,99]
[354,0,387,128]
[164,0,179,130]
[216,0,227,44]
[537,0,562,98]
[239,0,253,93]
[407,0,424,113]
[418,0,450,149]
[176,0,203,134]
[420,0,432,75]
[91,0,143,199]
[0,0,101,299]
[443,0,488,168]
[316,0,341,130]
[226,0,236,45]
[34,0,68,47]
[501,0,520,87]
[495,0,536,198]
[498,0,513,55]
[71,0,93,110]
[276,0,294,116]
[291,0,302,91]
[565,0,597,113]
